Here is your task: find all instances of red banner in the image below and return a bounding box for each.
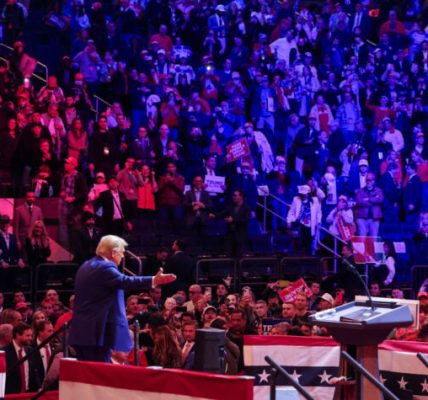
[225,138,250,163]
[278,278,312,302]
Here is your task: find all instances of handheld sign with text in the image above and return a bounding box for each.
[204,175,225,193]
[225,138,251,163]
[279,278,312,303]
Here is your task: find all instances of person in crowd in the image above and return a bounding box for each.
[135,163,158,231]
[355,172,384,237]
[31,319,54,385]
[66,117,87,162]
[210,189,251,257]
[163,240,194,297]
[13,190,44,249]
[403,161,422,225]
[0,214,25,268]
[88,115,119,177]
[373,240,396,287]
[95,175,130,236]
[287,185,322,255]
[157,161,185,233]
[183,175,212,237]
[4,322,40,394]
[87,171,108,204]
[117,157,141,221]
[181,320,196,369]
[73,211,103,265]
[25,220,51,268]
[150,325,182,368]
[58,156,88,250]
[326,194,354,242]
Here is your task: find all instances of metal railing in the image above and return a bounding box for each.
[317,226,348,273]
[93,94,112,121]
[0,43,48,82]
[0,43,113,117]
[256,186,290,232]
[256,188,348,269]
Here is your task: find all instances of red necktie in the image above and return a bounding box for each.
[45,345,51,367]
[18,348,26,392]
[182,342,192,363]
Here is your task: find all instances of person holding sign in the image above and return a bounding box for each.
[286,185,322,255]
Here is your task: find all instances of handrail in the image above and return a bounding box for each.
[93,94,112,107]
[257,186,291,208]
[265,355,314,400]
[93,95,113,121]
[417,352,428,369]
[319,226,348,245]
[317,226,349,273]
[341,351,399,400]
[0,43,48,82]
[0,43,13,51]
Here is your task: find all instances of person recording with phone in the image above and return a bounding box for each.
[68,235,176,362]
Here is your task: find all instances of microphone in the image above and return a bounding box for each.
[123,250,142,276]
[341,256,375,312]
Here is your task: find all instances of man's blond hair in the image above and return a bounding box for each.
[96,235,128,257]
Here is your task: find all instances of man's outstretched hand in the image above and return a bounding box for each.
[153,268,176,287]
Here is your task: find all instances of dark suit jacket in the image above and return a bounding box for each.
[13,204,44,246]
[3,342,41,394]
[164,251,195,297]
[403,174,422,214]
[0,233,21,264]
[216,203,251,238]
[73,226,103,264]
[95,190,128,231]
[68,256,153,353]
[183,189,212,225]
[293,127,319,160]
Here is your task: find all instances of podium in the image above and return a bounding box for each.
[309,300,413,400]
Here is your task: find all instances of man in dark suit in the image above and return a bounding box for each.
[0,214,25,268]
[13,191,44,249]
[95,176,130,236]
[210,189,251,257]
[31,320,54,385]
[403,162,422,224]
[181,320,196,370]
[3,322,40,394]
[68,235,176,362]
[73,211,103,264]
[163,239,194,297]
[350,3,372,39]
[380,163,401,223]
[183,175,212,236]
[88,116,119,177]
[293,115,319,177]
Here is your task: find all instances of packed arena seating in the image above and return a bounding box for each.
[0,0,428,397]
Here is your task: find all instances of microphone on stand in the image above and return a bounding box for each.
[341,256,375,312]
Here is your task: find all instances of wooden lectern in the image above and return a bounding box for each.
[309,300,413,400]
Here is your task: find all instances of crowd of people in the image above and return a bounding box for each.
[0,278,427,394]
[0,0,427,271]
[1,0,428,394]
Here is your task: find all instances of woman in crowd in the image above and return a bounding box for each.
[151,325,182,368]
[326,194,355,242]
[25,220,51,268]
[373,240,396,287]
[287,185,322,255]
[137,163,158,229]
[66,117,87,162]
